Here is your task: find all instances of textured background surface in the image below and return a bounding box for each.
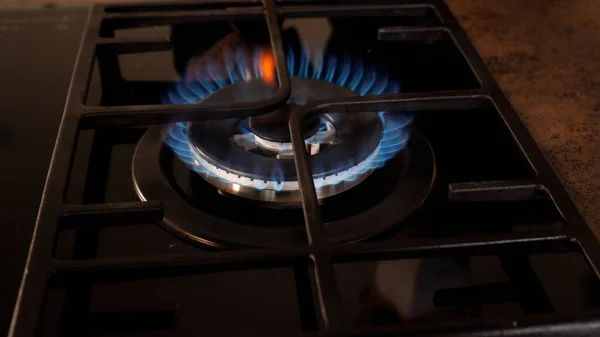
[445,0,600,240]
[1,0,598,239]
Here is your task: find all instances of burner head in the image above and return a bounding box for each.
[162,46,415,206]
[192,76,347,143]
[184,77,384,205]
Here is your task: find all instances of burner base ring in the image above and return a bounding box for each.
[133,126,435,248]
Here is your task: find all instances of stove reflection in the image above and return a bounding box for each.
[356,258,474,325]
[336,253,600,327]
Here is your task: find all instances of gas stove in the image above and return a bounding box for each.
[7,1,600,336]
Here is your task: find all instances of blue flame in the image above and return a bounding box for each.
[163,46,414,191]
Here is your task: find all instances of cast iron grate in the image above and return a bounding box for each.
[9,1,600,336]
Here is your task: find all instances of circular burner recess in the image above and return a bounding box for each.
[135,45,434,248]
[132,125,435,248]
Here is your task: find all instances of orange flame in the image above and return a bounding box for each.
[260,50,276,85]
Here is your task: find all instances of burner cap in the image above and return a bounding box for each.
[248,104,320,143]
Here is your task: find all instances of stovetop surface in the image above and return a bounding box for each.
[3,2,600,337]
[0,7,88,335]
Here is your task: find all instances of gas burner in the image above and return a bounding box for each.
[180,77,387,204]
[162,46,414,205]
[132,126,435,248]
[131,45,434,247]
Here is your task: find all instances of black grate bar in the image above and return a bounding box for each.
[277,3,434,17]
[97,37,172,54]
[81,1,289,128]
[290,90,486,120]
[289,96,345,330]
[437,319,600,337]
[332,230,571,262]
[448,180,549,203]
[104,0,259,11]
[309,255,345,331]
[103,7,263,27]
[378,26,450,41]
[288,89,488,332]
[293,264,319,331]
[573,237,600,279]
[433,282,515,307]
[60,126,112,337]
[222,311,600,337]
[53,248,309,282]
[104,1,258,14]
[324,314,600,337]
[61,201,164,229]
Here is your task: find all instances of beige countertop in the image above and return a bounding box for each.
[2,0,599,239]
[446,0,600,240]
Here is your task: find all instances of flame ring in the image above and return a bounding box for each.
[163,46,414,196]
